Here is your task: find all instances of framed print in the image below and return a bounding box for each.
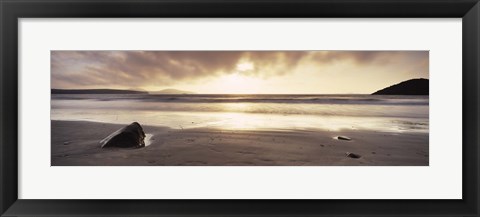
[1,0,479,216]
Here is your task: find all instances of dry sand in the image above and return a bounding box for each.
[51,120,428,166]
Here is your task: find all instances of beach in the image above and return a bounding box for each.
[51,94,429,166]
[51,120,428,166]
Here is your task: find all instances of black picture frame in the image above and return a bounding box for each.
[1,0,479,216]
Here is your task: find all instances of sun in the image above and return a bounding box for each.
[222,73,248,89]
[213,73,261,94]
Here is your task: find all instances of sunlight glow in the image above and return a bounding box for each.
[211,73,262,94]
[221,102,251,112]
[236,62,254,72]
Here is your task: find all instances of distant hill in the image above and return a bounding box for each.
[372,78,429,95]
[51,89,148,94]
[150,89,195,94]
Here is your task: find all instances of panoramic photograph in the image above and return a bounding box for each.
[51,51,429,166]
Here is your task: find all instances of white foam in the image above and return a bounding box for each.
[144,134,153,146]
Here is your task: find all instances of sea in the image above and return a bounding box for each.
[51,94,429,133]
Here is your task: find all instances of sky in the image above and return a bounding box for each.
[51,51,428,94]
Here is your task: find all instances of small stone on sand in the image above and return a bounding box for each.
[346,152,361,159]
[337,136,352,141]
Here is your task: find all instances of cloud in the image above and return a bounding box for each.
[52,51,243,88]
[51,51,428,89]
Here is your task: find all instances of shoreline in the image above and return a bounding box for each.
[51,120,429,166]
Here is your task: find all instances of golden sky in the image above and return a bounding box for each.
[51,51,428,94]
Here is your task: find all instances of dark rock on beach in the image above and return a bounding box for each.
[337,136,352,141]
[100,122,146,148]
[346,152,361,159]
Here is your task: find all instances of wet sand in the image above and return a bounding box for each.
[51,120,428,166]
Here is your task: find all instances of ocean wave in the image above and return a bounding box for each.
[51,94,429,106]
